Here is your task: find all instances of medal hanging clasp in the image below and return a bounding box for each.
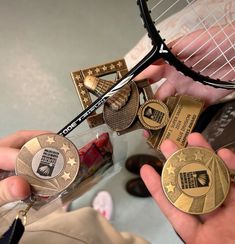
[16,201,34,226]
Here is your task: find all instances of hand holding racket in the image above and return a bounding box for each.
[136,24,235,105]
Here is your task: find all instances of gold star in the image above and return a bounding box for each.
[83,98,88,103]
[166,183,175,193]
[61,143,70,153]
[67,157,77,166]
[177,152,186,162]
[81,90,86,95]
[78,82,84,88]
[117,61,123,67]
[62,172,71,181]
[194,151,204,161]
[87,69,93,75]
[46,136,55,144]
[167,164,175,175]
[95,67,100,73]
[102,65,107,71]
[110,64,115,69]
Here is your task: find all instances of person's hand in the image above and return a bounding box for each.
[0,130,47,206]
[136,24,234,106]
[141,132,235,243]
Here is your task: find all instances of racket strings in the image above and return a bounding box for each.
[210,11,235,51]
[171,0,213,50]
[209,54,234,80]
[191,32,235,71]
[153,0,181,23]
[184,0,234,80]
[147,0,234,83]
[184,24,234,64]
[183,23,235,80]
[150,0,195,24]
[176,9,233,57]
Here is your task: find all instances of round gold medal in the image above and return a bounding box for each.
[138,99,169,130]
[16,133,80,197]
[161,147,230,214]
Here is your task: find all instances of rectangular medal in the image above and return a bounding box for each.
[158,95,204,149]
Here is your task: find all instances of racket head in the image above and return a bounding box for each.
[137,0,235,89]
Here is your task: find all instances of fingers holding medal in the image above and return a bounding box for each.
[15,133,80,197]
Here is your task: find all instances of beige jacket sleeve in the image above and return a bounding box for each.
[20,207,149,244]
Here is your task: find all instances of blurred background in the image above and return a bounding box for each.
[0,1,183,243]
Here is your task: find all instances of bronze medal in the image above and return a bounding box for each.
[162,147,230,214]
[138,99,169,130]
[16,133,80,197]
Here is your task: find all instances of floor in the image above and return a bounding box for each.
[0,1,182,243]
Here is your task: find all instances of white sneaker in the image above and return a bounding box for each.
[92,191,113,221]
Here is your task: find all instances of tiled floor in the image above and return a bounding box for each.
[0,1,182,243]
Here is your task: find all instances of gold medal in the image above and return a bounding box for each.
[162,147,230,214]
[16,133,80,197]
[138,99,169,130]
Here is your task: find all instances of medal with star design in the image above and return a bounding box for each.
[161,147,230,214]
[15,133,80,197]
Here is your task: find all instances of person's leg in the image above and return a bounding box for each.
[125,154,163,198]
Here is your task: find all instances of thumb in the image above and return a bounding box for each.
[0,176,31,206]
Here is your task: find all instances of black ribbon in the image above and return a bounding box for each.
[0,218,25,244]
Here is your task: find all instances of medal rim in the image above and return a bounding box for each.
[15,133,80,197]
[161,146,231,215]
